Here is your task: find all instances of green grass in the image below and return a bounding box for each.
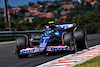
[74,55,100,67]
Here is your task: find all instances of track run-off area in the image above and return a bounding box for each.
[0,34,100,67]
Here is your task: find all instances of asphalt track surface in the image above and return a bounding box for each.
[0,34,100,67]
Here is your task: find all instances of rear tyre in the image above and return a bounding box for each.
[74,30,88,50]
[64,33,73,46]
[15,36,29,58]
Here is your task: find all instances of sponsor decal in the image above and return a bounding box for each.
[39,36,50,51]
[39,43,47,47]
[39,43,47,51]
[59,24,73,29]
[49,46,68,51]
[59,25,68,29]
[20,48,35,54]
[43,37,50,39]
[39,47,45,51]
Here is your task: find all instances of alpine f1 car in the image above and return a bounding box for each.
[15,21,88,58]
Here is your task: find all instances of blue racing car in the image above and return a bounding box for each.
[15,21,88,58]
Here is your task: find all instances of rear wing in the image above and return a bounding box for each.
[56,23,76,30]
[43,23,76,30]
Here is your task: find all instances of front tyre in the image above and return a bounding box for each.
[16,37,26,50]
[15,36,29,58]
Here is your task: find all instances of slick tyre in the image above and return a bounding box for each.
[64,33,73,46]
[74,30,88,50]
[16,36,29,58]
[16,36,27,50]
[63,32,76,51]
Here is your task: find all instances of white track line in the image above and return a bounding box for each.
[36,54,74,67]
[37,44,100,67]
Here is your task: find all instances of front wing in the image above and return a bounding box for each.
[20,46,69,54]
